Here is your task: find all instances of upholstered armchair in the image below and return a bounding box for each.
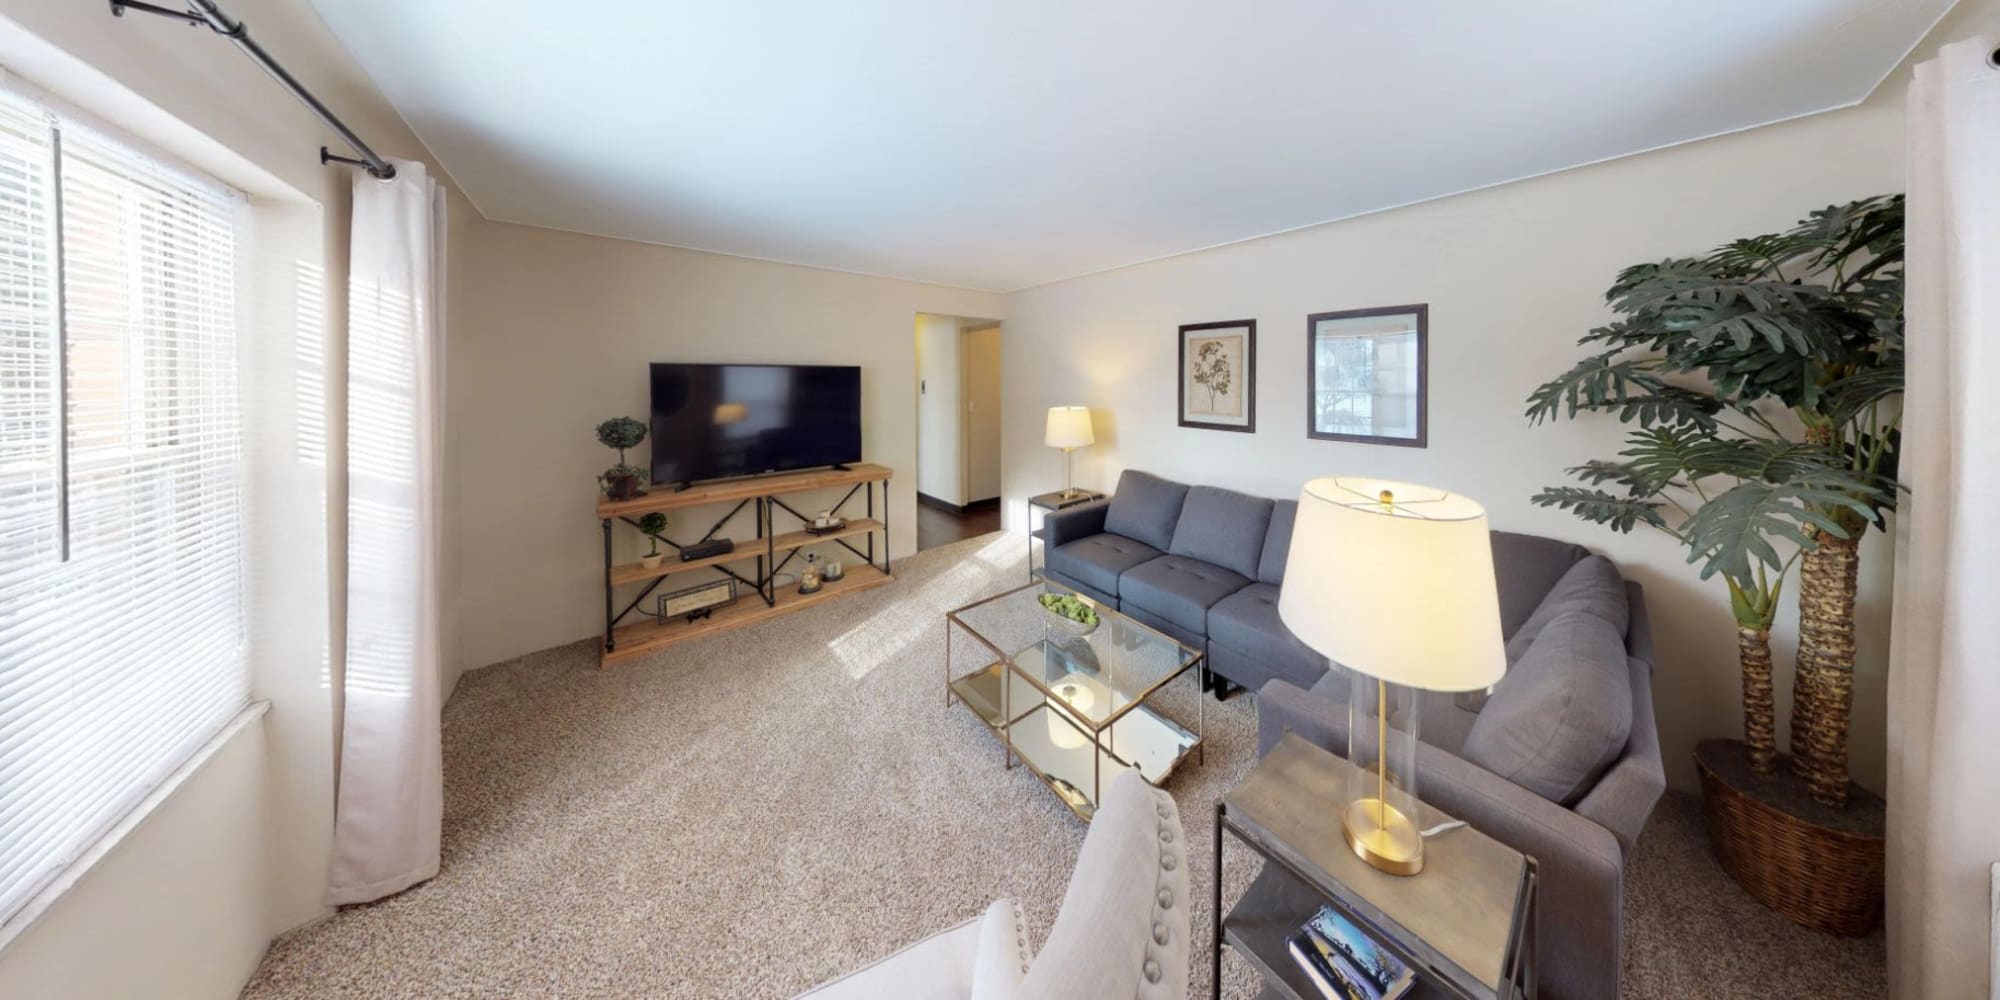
[796,769,1190,1000]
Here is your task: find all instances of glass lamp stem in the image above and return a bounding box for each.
[1378,676,1388,832]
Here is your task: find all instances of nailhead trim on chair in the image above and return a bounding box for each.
[1139,784,1181,997]
[1011,899,1031,974]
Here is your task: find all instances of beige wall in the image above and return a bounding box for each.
[450,222,1004,673]
[1000,2,2000,795]
[0,0,475,995]
[0,716,272,1000]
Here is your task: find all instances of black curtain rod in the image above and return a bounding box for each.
[109,0,397,180]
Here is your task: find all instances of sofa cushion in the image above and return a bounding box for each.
[1491,530,1592,638]
[1208,583,1324,686]
[1462,609,1633,805]
[1504,555,1629,664]
[1257,500,1299,586]
[1047,534,1161,598]
[1102,470,1190,551]
[1118,555,1250,637]
[1168,486,1274,580]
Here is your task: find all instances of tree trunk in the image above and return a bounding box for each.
[1737,626,1777,772]
[1792,529,1861,807]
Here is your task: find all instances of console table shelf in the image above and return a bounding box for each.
[604,563,891,666]
[596,463,891,519]
[598,463,893,668]
[609,517,885,585]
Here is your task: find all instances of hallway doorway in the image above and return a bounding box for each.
[914,313,1002,552]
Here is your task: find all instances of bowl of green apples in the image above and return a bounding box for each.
[1037,591,1100,637]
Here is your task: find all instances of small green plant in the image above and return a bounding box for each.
[596,416,649,499]
[638,512,668,557]
[1038,592,1099,627]
[596,416,647,463]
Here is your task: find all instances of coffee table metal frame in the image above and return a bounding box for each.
[944,578,1205,820]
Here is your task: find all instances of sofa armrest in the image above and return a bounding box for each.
[1256,679,1345,758]
[1041,500,1109,550]
[1573,582,1666,854]
[1256,680,1629,1000]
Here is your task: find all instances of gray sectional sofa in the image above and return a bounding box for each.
[1042,469,1665,1000]
[1043,470,1323,693]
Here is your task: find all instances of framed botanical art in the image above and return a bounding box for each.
[1306,304,1427,448]
[1178,319,1256,433]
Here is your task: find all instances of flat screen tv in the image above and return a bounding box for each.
[649,363,862,487]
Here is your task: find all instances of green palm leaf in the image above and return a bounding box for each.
[1531,486,1669,534]
[1682,477,1877,584]
[1524,353,1720,429]
[1822,365,1904,427]
[1566,459,1670,497]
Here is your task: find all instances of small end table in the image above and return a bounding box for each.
[1026,489,1105,581]
[1215,733,1537,1000]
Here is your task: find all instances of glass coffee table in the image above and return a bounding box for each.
[945,579,1205,820]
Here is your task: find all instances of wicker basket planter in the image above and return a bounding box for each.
[1695,738,1886,936]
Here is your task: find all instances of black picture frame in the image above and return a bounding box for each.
[1178,319,1257,434]
[1305,304,1428,448]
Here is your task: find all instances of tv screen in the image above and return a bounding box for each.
[649,363,862,485]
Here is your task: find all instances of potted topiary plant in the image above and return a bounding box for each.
[1526,195,1903,936]
[596,416,649,500]
[637,512,669,570]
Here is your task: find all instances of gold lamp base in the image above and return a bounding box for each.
[1341,797,1425,876]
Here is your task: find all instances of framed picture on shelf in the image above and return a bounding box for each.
[1178,319,1256,433]
[1306,304,1427,448]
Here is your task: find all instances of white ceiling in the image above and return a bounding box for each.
[310,1,1953,292]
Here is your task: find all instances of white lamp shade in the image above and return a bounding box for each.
[1277,477,1505,692]
[1045,406,1095,449]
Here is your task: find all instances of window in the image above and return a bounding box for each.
[0,88,246,926]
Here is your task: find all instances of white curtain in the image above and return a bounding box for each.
[328,160,447,904]
[1887,36,2000,1000]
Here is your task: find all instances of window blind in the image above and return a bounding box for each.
[0,88,247,927]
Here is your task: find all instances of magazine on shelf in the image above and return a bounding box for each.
[1284,905,1415,1000]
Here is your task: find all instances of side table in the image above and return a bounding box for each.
[1025,489,1105,581]
[1215,733,1537,1000]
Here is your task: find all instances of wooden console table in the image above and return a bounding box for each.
[596,463,894,667]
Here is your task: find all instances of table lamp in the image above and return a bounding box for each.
[1044,406,1094,499]
[1278,477,1504,876]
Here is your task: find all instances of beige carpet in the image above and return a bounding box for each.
[242,532,1883,999]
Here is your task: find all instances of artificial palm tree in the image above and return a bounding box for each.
[1527,195,1903,807]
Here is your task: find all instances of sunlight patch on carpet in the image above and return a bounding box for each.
[831,558,996,679]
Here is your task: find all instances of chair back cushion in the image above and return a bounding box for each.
[1018,769,1190,1000]
[1168,486,1274,579]
[1503,555,1628,664]
[1489,530,1591,638]
[1257,499,1299,586]
[1104,471,1191,552]
[1462,609,1634,805]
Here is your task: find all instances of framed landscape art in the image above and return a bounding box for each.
[1178,319,1256,433]
[1306,304,1427,448]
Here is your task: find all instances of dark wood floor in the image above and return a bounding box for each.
[916,500,1001,551]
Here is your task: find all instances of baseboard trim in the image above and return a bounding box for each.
[917,493,1000,515]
